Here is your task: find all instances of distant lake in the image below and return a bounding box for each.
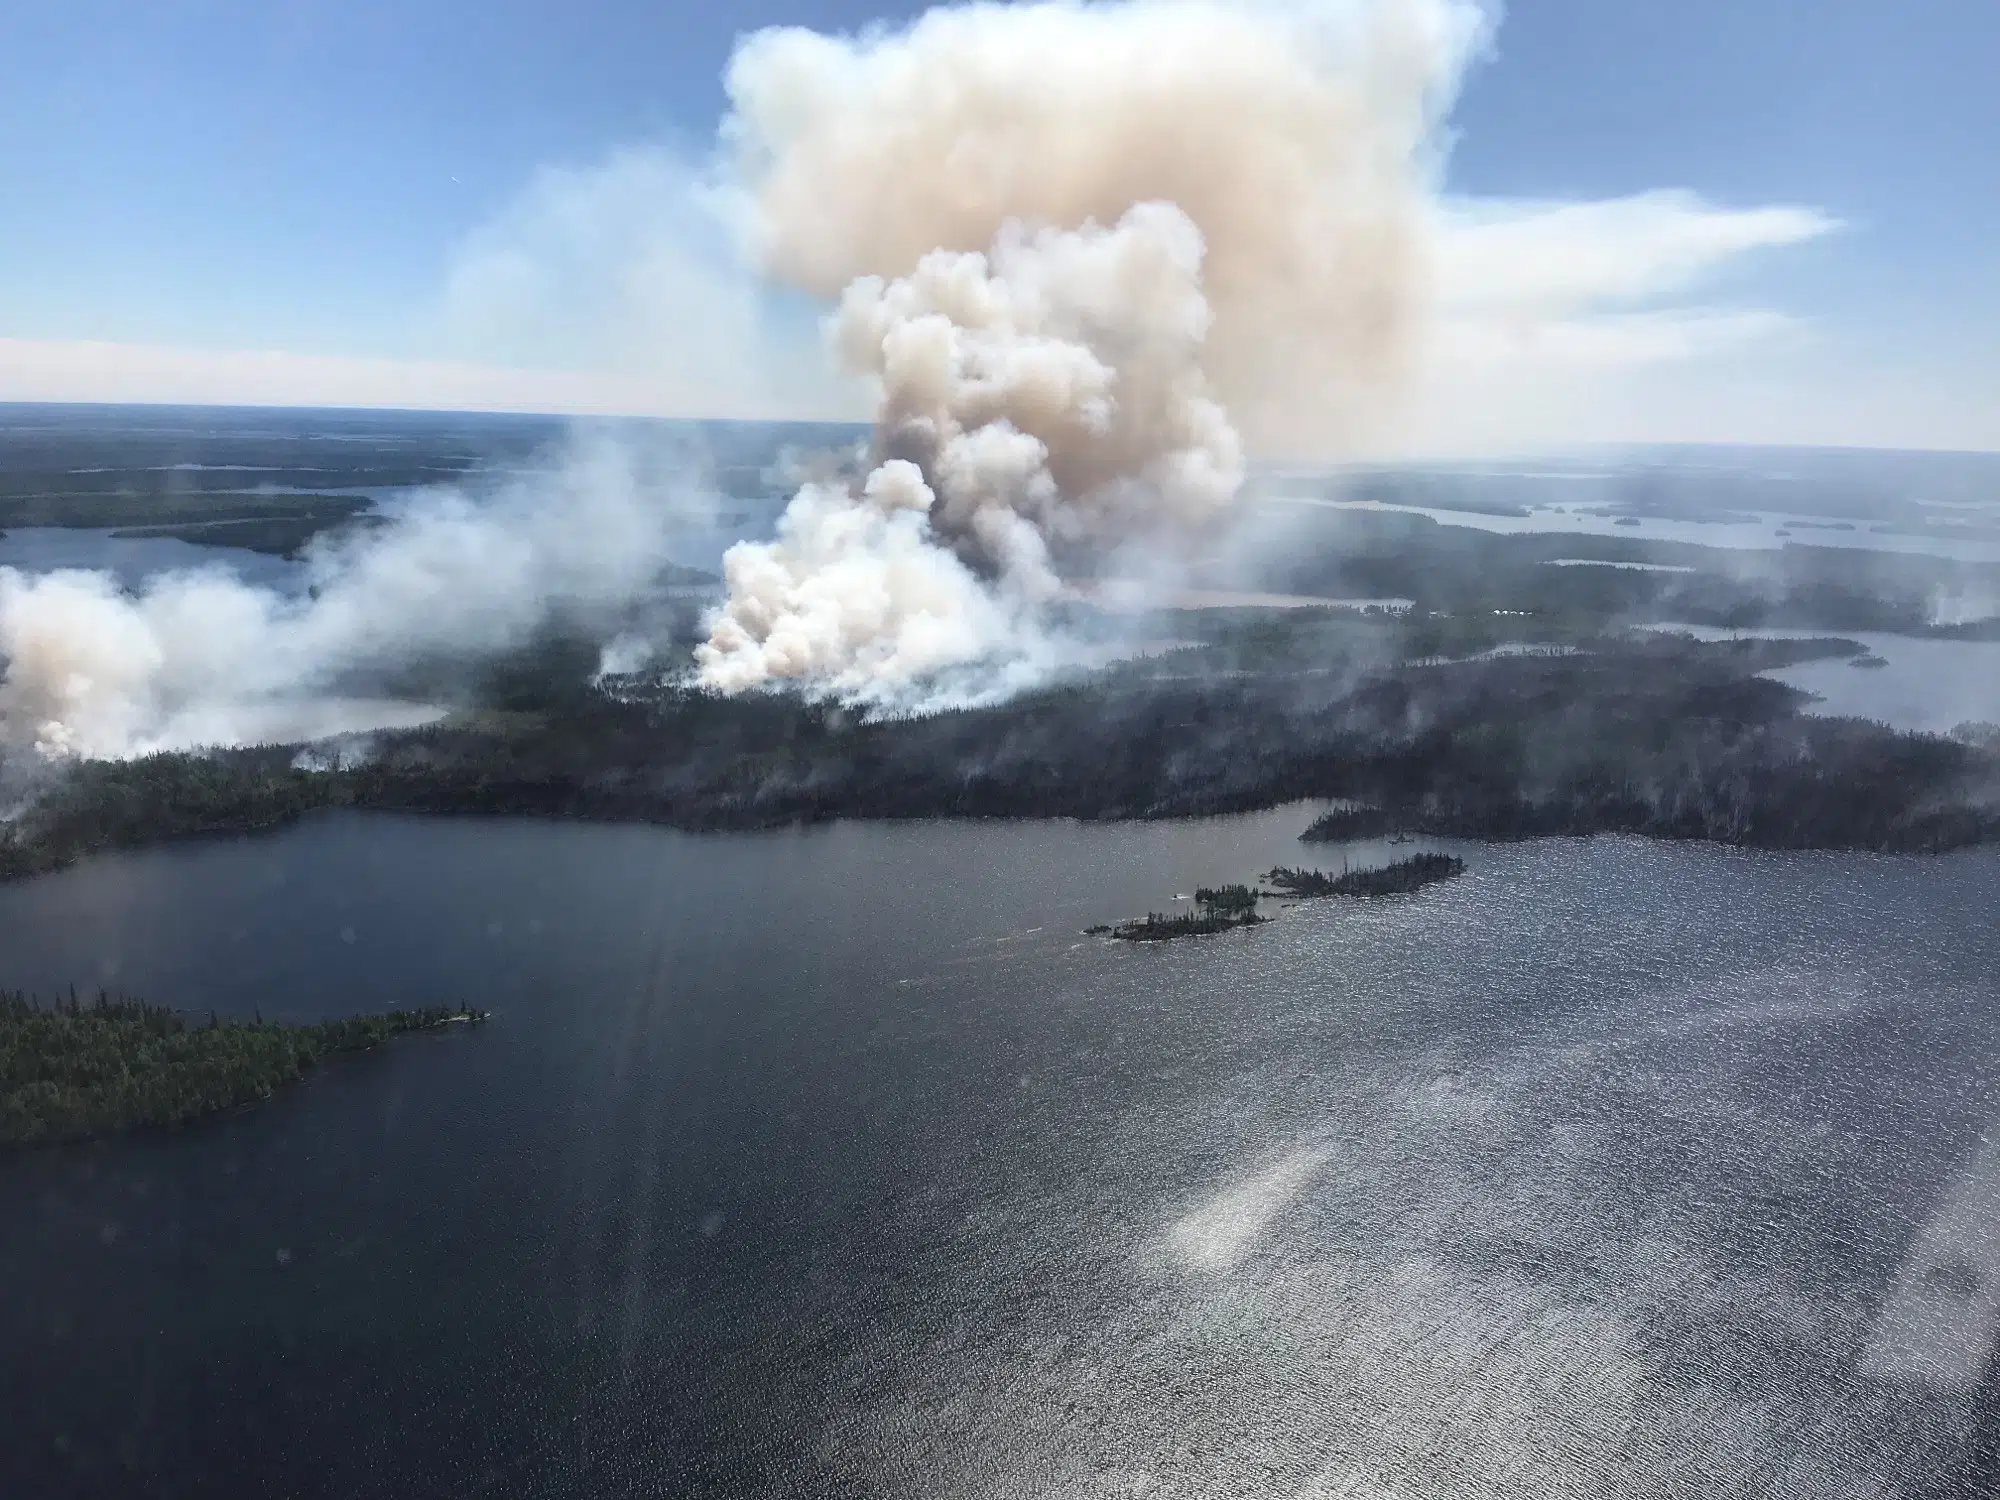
[1270,494,2000,565]
[1651,624,2000,733]
[0,526,304,592]
[3,811,1999,1497]
[1771,634,2000,734]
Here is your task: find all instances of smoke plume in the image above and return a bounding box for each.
[697,202,1244,698]
[0,435,702,759]
[724,0,1485,450]
[695,0,1488,702]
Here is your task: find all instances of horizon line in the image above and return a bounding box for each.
[2,398,1997,462]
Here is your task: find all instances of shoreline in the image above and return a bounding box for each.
[3,789,1996,889]
[0,994,490,1148]
[4,630,1995,880]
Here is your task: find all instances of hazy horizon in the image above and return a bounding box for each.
[4,400,1998,464]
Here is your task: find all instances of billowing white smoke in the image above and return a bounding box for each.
[0,435,701,759]
[695,0,1488,703]
[697,202,1241,698]
[724,0,1486,450]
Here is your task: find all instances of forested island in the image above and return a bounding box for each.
[1096,857,1466,941]
[1266,853,1466,897]
[1299,807,1405,842]
[1101,884,1267,941]
[0,991,488,1146]
[1193,883,1261,914]
[107,500,379,557]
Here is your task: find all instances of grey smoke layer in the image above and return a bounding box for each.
[0,435,703,758]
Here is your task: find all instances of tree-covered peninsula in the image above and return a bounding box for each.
[1,615,1997,886]
[0,991,487,1146]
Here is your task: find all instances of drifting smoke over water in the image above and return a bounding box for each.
[694,0,1489,703]
[0,435,705,759]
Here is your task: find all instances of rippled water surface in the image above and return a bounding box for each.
[3,811,1998,1498]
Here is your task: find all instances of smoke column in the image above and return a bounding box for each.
[695,0,1488,702]
[696,202,1242,698]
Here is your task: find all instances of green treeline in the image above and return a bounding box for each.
[0,753,349,880]
[1250,503,1986,636]
[1267,854,1466,898]
[0,990,487,1146]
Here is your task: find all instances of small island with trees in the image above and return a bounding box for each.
[1092,856,1466,942]
[1297,807,1403,843]
[1101,883,1269,941]
[1,990,488,1147]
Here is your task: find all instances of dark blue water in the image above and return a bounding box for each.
[2,811,1998,1498]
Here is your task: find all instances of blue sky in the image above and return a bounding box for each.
[1,0,1993,450]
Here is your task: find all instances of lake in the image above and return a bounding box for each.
[1767,634,2000,735]
[1648,624,2000,734]
[0,526,304,592]
[2,811,1999,1498]
[1266,494,2000,565]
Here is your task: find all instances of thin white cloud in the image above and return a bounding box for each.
[1376,190,1849,454]
[0,145,858,422]
[1434,191,1839,314]
[1438,307,1802,368]
[0,336,791,417]
[436,145,849,421]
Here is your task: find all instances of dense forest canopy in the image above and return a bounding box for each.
[0,990,486,1146]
